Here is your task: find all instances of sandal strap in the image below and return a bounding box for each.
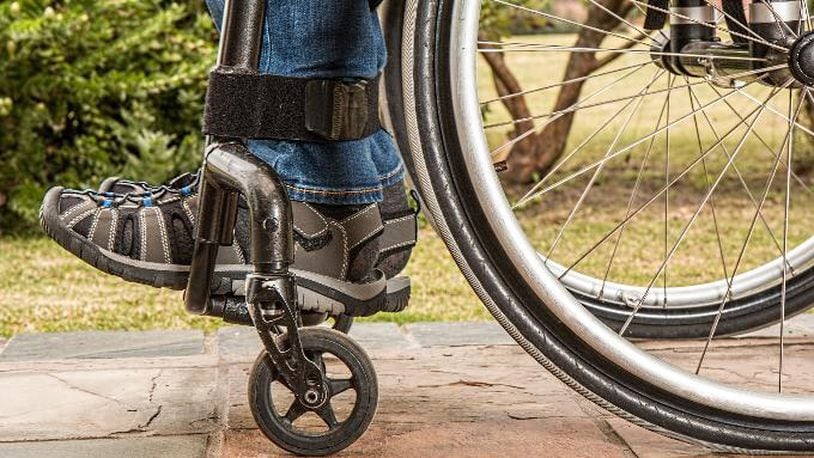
[341,204,384,250]
[380,212,418,253]
[291,202,386,251]
[291,202,330,239]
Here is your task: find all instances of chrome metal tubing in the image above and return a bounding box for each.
[185,142,295,315]
[678,41,755,78]
[185,0,293,315]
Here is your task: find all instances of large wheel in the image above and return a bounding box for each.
[402,0,814,451]
[387,0,814,339]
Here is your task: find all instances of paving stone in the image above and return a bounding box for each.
[216,326,259,362]
[0,367,221,441]
[349,322,415,349]
[223,345,630,457]
[217,323,414,362]
[5,324,814,456]
[0,330,205,362]
[404,322,515,347]
[0,436,208,458]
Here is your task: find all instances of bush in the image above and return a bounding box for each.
[0,0,217,234]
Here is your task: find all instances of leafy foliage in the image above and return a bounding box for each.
[0,0,217,233]
[481,0,554,41]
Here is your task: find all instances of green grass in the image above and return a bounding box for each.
[0,228,487,338]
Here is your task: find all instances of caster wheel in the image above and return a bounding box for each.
[248,327,378,456]
[328,314,353,334]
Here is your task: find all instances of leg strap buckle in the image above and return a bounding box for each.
[306,79,371,141]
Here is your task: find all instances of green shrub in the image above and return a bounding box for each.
[0,0,217,233]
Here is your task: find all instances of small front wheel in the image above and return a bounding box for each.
[247,327,378,456]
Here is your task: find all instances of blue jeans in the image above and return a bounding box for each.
[205,0,404,205]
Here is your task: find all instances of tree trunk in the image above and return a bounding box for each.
[482,0,636,183]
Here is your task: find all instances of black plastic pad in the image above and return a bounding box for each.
[203,69,381,143]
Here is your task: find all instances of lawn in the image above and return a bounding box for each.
[0,228,487,338]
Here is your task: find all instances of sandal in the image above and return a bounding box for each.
[40,182,417,317]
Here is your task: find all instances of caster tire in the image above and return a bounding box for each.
[248,327,378,456]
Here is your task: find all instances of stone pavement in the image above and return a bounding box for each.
[0,321,812,457]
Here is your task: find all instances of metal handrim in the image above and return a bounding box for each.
[450,0,814,420]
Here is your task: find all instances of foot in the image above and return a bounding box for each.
[40,179,417,316]
[99,171,417,278]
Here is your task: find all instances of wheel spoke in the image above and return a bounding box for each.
[316,403,340,428]
[491,0,654,48]
[547,70,665,260]
[600,76,673,297]
[516,76,768,208]
[480,61,649,106]
[703,0,787,48]
[802,0,813,33]
[695,82,804,374]
[513,68,666,209]
[778,89,803,392]
[717,85,814,197]
[284,400,308,424]
[754,0,799,40]
[487,64,785,131]
[618,84,786,336]
[478,42,771,63]
[686,81,730,284]
[558,78,771,280]
[490,0,787,52]
[663,75,672,307]
[492,63,649,158]
[692,84,797,272]
[626,0,790,51]
[737,88,814,140]
[329,377,354,396]
[584,0,661,47]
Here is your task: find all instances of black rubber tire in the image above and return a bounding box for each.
[248,327,378,456]
[407,0,814,451]
[578,275,814,338]
[388,3,814,341]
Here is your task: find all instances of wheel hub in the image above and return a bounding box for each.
[790,32,814,86]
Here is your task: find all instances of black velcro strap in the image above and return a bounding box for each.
[203,69,381,143]
[722,0,750,44]
[643,0,669,30]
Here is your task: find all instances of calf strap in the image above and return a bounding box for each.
[203,69,381,143]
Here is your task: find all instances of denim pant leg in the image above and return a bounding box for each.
[204,0,404,205]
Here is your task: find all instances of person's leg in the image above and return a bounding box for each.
[210,0,403,206]
[40,0,415,298]
[208,0,414,278]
